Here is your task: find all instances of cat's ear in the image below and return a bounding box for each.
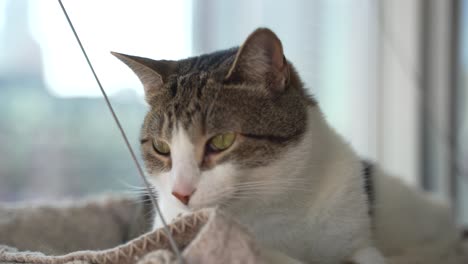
[225,28,289,92]
[111,52,177,98]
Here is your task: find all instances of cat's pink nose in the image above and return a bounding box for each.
[172,189,195,205]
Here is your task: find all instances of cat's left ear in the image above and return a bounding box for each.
[225,28,290,93]
[111,52,177,100]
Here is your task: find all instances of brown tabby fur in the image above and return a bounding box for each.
[112,28,316,176]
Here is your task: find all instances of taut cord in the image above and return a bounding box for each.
[57,1,185,263]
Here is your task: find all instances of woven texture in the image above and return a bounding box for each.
[0,196,264,264]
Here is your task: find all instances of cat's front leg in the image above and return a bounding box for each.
[345,246,386,264]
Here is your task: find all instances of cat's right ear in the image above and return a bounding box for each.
[111,52,177,99]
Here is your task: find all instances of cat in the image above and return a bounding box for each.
[112,28,462,264]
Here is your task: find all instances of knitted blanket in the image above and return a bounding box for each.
[0,195,266,264]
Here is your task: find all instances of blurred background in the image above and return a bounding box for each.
[0,0,466,224]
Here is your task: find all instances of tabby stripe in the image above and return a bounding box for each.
[241,133,300,144]
[361,160,374,217]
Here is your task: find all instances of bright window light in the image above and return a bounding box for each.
[29,0,193,98]
[0,1,5,31]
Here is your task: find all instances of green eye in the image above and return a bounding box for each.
[209,132,236,152]
[153,140,170,155]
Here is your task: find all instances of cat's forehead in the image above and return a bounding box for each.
[145,48,239,115]
[142,50,237,135]
[141,47,309,143]
[144,74,224,140]
[177,48,238,75]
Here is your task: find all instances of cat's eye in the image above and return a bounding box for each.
[153,140,170,155]
[208,132,236,152]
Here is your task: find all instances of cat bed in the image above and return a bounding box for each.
[0,195,265,264]
[2,195,468,264]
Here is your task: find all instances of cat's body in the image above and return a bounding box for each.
[113,28,462,264]
[219,108,377,263]
[372,167,460,263]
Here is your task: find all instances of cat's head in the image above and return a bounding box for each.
[113,28,315,213]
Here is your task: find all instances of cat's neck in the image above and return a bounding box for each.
[223,106,362,218]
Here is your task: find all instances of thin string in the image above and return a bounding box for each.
[57,1,184,263]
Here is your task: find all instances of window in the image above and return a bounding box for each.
[0,0,192,201]
[456,0,468,225]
